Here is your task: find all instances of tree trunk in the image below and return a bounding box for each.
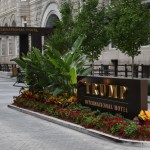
[91,51,94,76]
[131,56,134,79]
[92,60,94,76]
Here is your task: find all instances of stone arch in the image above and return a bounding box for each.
[2,17,8,26]
[45,14,59,28]
[10,14,16,27]
[41,2,61,27]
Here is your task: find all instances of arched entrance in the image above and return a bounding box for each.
[41,3,60,27]
[45,14,59,28]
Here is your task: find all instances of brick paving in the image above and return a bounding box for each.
[0,77,150,150]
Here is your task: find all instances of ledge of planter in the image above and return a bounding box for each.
[8,104,150,147]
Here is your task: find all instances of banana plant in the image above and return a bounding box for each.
[44,35,93,96]
[14,48,52,93]
[15,35,93,97]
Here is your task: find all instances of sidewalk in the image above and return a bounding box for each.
[0,71,12,78]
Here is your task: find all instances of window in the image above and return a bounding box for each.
[109,43,116,50]
[12,20,16,27]
[21,16,27,27]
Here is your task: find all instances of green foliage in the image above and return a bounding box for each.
[69,102,91,111]
[46,105,57,115]
[74,0,109,61]
[13,93,150,140]
[24,101,35,108]
[47,0,109,61]
[15,36,92,97]
[124,122,138,137]
[46,0,75,54]
[45,35,92,96]
[15,48,51,92]
[107,0,150,56]
[36,103,47,112]
[106,0,150,77]
[81,116,99,128]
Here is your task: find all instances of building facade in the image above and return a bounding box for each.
[0,0,149,66]
[0,0,63,64]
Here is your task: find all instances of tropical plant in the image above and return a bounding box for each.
[106,0,150,78]
[44,35,93,96]
[14,48,51,93]
[14,36,92,97]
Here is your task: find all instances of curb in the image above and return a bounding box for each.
[8,104,150,147]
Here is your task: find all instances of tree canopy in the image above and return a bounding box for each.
[46,1,75,54]
[106,0,150,77]
[74,0,109,61]
[106,0,150,57]
[47,0,109,61]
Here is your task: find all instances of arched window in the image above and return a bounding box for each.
[12,20,16,27]
[5,23,8,27]
[45,14,59,28]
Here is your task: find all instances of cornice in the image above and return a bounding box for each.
[0,7,16,17]
[29,0,41,5]
[29,0,59,5]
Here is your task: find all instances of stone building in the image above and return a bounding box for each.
[0,0,149,68]
[0,0,62,64]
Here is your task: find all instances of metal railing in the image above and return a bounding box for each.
[84,64,150,78]
[1,63,150,78]
[0,64,17,72]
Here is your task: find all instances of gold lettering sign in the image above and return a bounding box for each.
[108,85,118,98]
[92,83,99,95]
[100,84,106,96]
[120,86,128,99]
[85,100,128,113]
[84,82,128,100]
[85,82,91,94]
[0,27,39,33]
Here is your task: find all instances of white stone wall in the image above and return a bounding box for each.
[99,46,150,65]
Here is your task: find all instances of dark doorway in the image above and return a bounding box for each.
[46,14,59,28]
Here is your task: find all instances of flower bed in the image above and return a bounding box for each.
[13,90,150,141]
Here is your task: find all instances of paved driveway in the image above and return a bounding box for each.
[0,77,149,150]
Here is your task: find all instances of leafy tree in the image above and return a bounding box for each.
[74,0,109,62]
[47,0,109,66]
[106,0,150,78]
[46,0,75,54]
